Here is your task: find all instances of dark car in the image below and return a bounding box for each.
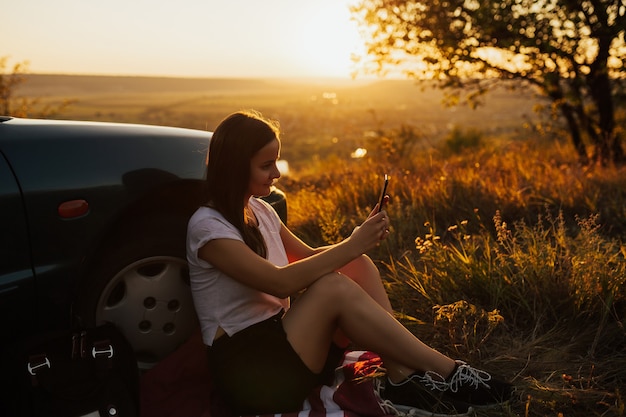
[0,116,287,368]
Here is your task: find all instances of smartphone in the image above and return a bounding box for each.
[377,174,389,213]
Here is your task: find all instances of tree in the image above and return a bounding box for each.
[0,57,28,116]
[351,0,626,165]
[1,57,74,118]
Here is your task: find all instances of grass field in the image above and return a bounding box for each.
[18,74,539,172]
[16,74,626,416]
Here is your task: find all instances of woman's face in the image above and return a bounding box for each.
[247,138,281,198]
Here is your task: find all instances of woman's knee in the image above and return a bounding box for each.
[308,272,359,300]
[339,255,379,280]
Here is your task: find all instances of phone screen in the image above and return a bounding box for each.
[377,174,389,213]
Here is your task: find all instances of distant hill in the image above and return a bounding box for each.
[17,74,374,97]
[13,74,541,146]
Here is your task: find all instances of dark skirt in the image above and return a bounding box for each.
[207,312,344,415]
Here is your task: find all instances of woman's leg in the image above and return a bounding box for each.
[337,255,392,311]
[336,255,414,382]
[282,272,456,379]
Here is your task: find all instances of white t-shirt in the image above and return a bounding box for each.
[187,197,290,346]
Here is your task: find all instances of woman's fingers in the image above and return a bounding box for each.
[368,195,389,218]
[355,211,390,248]
[378,213,390,240]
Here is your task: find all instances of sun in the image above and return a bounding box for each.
[288,1,364,78]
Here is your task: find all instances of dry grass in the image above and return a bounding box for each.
[283,136,626,417]
[16,74,626,416]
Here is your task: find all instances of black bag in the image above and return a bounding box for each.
[3,323,139,417]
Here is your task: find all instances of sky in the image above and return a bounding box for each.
[3,0,365,79]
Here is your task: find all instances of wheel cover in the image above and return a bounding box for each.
[95,255,198,369]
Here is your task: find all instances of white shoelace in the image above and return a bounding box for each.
[447,361,492,392]
[414,371,450,391]
[409,361,492,393]
[374,377,403,415]
[381,377,473,417]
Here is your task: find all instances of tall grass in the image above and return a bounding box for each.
[281,129,626,417]
[21,74,623,415]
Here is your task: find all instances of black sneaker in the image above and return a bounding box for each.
[381,375,474,417]
[416,361,513,407]
[445,361,513,406]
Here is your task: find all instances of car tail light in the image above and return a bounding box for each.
[58,199,89,218]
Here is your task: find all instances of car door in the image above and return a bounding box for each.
[0,151,35,338]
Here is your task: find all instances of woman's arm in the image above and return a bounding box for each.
[197,209,389,298]
[281,194,390,263]
[279,225,328,263]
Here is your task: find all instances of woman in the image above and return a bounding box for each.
[187,110,512,416]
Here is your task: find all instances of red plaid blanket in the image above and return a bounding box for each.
[140,330,396,417]
[250,350,395,417]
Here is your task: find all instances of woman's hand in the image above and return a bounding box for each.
[349,207,391,252]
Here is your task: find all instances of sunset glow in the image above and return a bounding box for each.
[2,0,363,79]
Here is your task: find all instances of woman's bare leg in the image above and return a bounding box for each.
[338,255,392,310]
[282,272,456,379]
[337,255,415,382]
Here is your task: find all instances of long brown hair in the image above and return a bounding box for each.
[205,110,280,257]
